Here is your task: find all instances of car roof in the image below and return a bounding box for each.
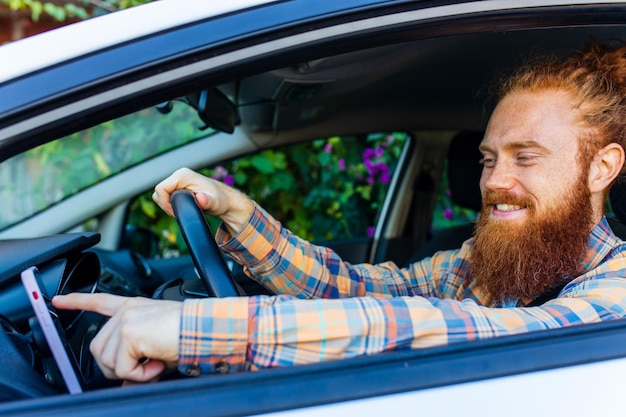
[0,0,277,84]
[2,0,626,160]
[5,0,621,86]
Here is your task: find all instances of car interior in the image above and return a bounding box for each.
[2,6,626,407]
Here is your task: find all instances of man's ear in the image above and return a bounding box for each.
[588,143,625,193]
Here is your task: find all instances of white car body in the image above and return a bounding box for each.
[1,1,626,415]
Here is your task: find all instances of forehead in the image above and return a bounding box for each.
[481,89,582,154]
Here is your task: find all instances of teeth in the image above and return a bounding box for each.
[496,204,522,211]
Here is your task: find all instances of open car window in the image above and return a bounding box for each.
[126,132,410,258]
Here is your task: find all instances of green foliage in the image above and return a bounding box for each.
[28,106,203,196]
[128,133,408,257]
[2,0,154,22]
[2,103,209,231]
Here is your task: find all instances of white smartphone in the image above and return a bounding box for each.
[21,266,83,394]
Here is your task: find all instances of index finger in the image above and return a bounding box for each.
[52,292,129,317]
[153,167,195,217]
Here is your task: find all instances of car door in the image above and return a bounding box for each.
[3,1,626,416]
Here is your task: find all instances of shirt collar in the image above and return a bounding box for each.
[580,216,621,272]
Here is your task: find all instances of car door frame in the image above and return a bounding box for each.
[2,0,626,415]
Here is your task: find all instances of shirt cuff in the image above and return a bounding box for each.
[216,203,283,269]
[178,297,250,376]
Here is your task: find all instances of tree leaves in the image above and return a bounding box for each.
[2,0,152,22]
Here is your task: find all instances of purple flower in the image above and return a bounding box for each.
[443,208,453,220]
[211,165,228,180]
[223,175,234,186]
[324,143,333,153]
[338,159,346,171]
[370,162,389,178]
[379,171,390,184]
[375,146,384,156]
[362,148,376,160]
[367,226,376,237]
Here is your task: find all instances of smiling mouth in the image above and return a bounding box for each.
[483,191,532,213]
[495,204,526,211]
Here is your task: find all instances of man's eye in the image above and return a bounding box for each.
[479,158,495,168]
[517,154,537,164]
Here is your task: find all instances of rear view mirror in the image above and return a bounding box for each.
[186,88,238,134]
[156,87,238,134]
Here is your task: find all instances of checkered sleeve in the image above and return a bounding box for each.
[217,203,459,299]
[175,209,626,373]
[178,297,250,375]
[178,274,626,372]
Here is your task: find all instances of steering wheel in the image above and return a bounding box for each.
[170,189,239,297]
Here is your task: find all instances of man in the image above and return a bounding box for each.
[54,41,626,383]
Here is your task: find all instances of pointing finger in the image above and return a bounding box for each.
[52,293,131,317]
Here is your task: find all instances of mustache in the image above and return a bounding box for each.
[482,191,534,208]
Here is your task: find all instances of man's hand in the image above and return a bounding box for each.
[152,167,254,236]
[52,293,182,382]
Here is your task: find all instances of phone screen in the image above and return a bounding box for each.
[21,266,83,394]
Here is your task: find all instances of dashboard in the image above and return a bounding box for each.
[0,232,183,400]
[0,230,272,402]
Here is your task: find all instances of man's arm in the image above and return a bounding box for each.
[216,202,466,300]
[178,274,626,373]
[153,168,458,300]
[53,273,626,380]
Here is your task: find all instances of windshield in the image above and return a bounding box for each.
[0,103,213,231]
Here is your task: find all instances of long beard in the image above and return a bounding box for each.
[469,181,593,305]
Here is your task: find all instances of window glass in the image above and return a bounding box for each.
[0,104,213,231]
[127,132,409,258]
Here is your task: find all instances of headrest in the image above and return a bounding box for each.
[609,176,626,223]
[447,131,484,212]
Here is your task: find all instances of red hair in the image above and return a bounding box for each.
[498,40,626,176]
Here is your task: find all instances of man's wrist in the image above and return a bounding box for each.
[220,189,255,235]
[217,203,283,272]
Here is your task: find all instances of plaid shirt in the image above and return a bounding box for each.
[178,205,626,375]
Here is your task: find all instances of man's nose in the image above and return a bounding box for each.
[482,160,516,191]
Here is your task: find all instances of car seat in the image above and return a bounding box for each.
[608,178,626,238]
[405,131,483,264]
